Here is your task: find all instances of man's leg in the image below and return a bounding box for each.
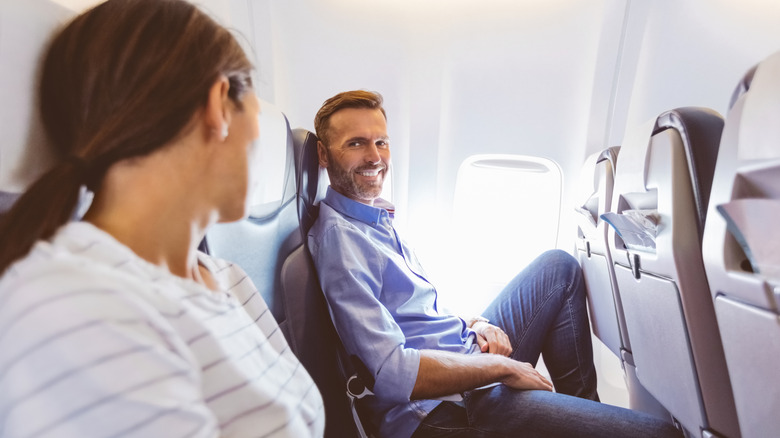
[412,386,681,438]
[481,249,597,399]
[414,250,682,438]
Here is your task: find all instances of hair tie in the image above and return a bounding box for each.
[62,155,99,190]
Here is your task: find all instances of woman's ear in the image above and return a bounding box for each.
[205,75,231,141]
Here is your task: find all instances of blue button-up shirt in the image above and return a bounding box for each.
[308,188,479,438]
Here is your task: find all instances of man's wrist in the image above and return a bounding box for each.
[467,316,490,328]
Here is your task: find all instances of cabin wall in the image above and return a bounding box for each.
[606,0,780,149]
[0,1,77,192]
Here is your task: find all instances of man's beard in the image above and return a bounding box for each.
[327,151,386,203]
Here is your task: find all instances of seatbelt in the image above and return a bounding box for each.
[346,374,374,438]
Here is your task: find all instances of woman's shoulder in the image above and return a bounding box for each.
[0,223,182,332]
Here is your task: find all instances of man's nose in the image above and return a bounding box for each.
[365,144,382,165]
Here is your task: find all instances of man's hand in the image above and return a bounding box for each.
[502,360,553,392]
[472,322,513,356]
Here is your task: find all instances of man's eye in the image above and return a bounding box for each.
[348,142,362,147]
[376,141,389,148]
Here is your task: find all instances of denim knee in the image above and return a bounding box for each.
[538,248,578,267]
[537,249,584,299]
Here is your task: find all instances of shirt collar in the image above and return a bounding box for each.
[323,186,395,226]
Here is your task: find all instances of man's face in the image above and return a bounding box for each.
[318,107,391,205]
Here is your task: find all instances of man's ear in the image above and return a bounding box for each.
[317,140,329,168]
[204,75,231,141]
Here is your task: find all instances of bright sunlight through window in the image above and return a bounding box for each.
[441,154,563,316]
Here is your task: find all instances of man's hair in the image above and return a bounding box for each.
[314,90,386,146]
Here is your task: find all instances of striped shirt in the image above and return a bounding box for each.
[0,222,324,438]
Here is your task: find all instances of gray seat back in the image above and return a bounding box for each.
[285,128,366,438]
[575,146,624,356]
[575,147,669,419]
[703,55,780,438]
[606,107,740,437]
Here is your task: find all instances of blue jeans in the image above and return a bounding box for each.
[412,250,681,438]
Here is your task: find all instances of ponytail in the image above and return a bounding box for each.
[0,160,86,274]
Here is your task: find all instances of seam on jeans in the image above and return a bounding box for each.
[418,424,478,432]
[565,266,592,396]
[512,281,566,353]
[566,290,588,393]
[417,424,513,437]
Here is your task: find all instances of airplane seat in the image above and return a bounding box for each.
[282,128,371,438]
[605,107,740,437]
[293,129,329,235]
[574,146,670,419]
[702,54,780,438]
[575,146,624,357]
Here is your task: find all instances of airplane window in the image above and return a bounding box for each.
[442,154,562,315]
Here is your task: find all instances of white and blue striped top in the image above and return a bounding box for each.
[0,221,324,438]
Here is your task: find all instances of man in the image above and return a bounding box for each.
[307,90,681,438]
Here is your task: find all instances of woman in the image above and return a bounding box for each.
[0,0,324,436]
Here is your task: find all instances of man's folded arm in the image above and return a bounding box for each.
[412,349,553,400]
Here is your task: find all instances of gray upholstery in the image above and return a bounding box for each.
[574,147,669,419]
[293,128,329,236]
[288,127,365,437]
[652,108,722,239]
[703,58,780,438]
[575,146,624,356]
[607,107,740,437]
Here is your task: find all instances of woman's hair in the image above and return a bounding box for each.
[0,0,253,274]
[314,90,386,147]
